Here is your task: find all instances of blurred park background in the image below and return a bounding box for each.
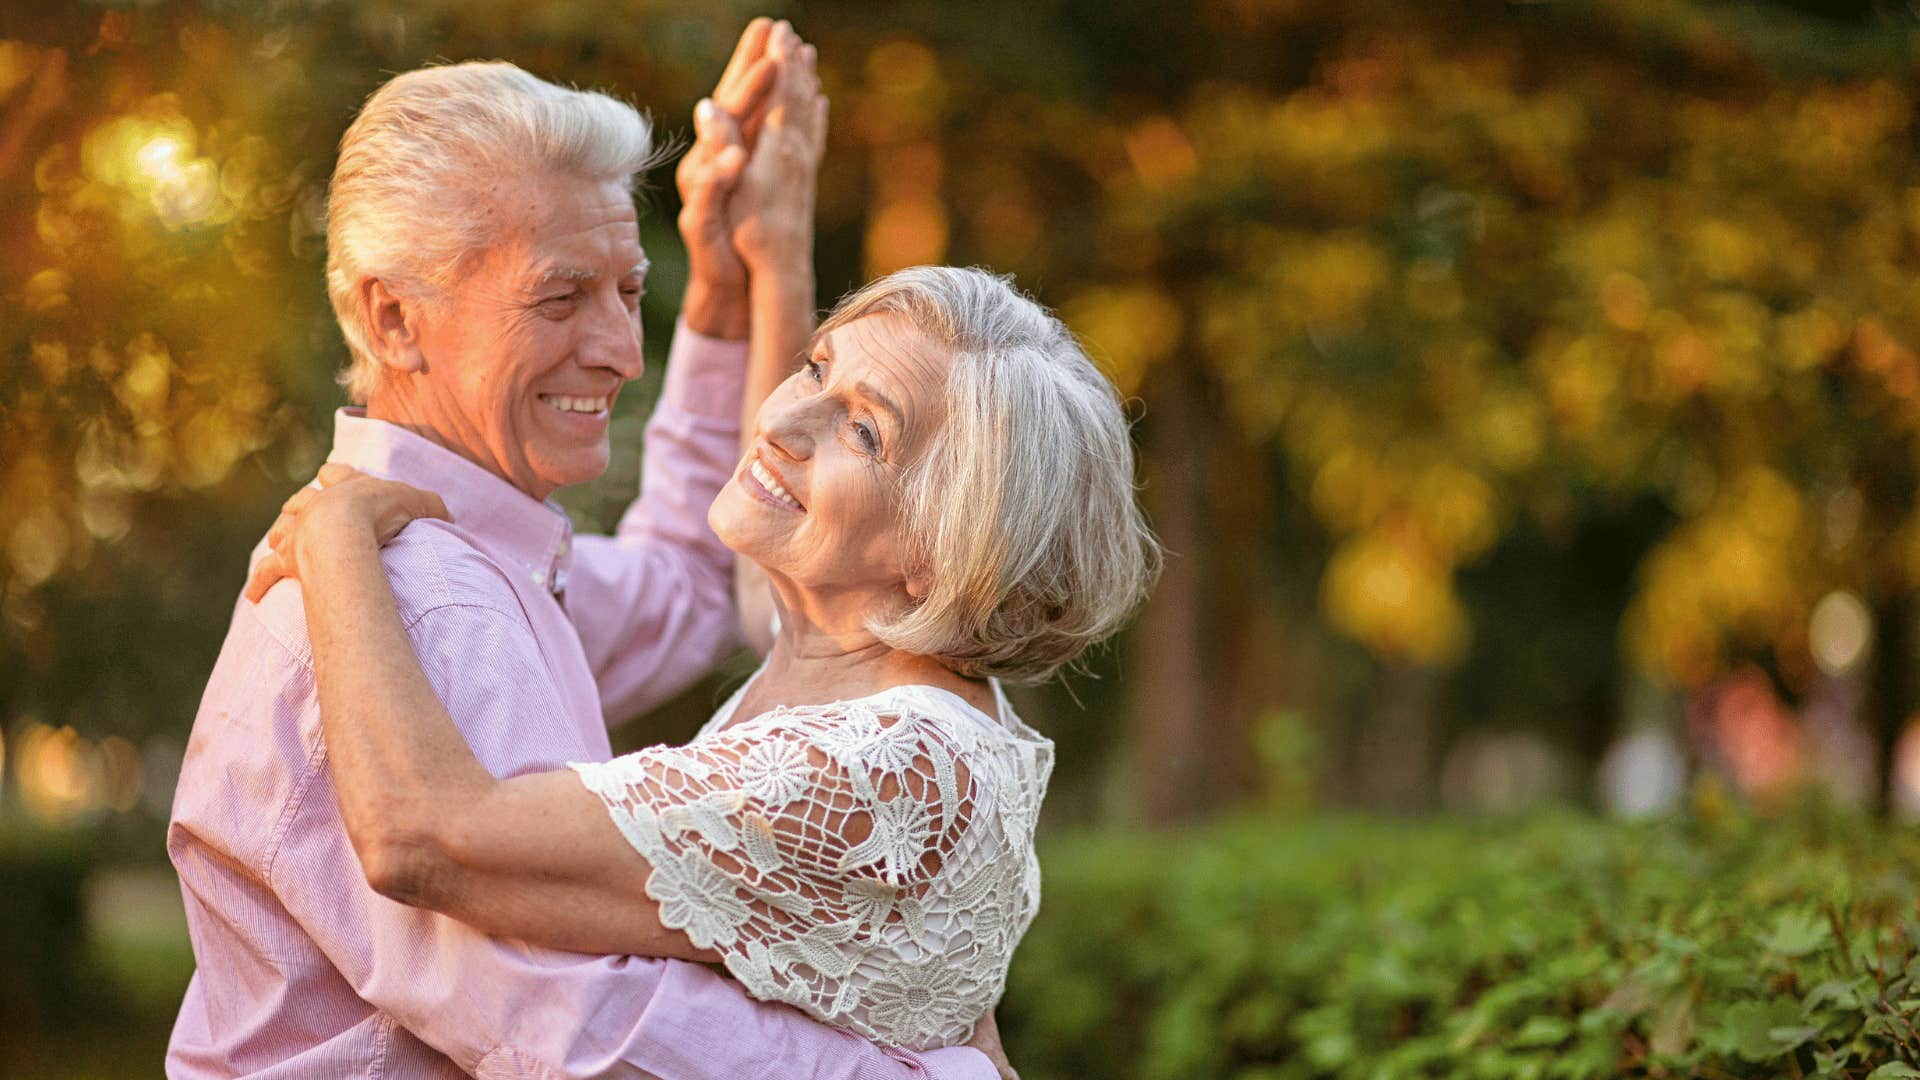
[7,0,1920,1076]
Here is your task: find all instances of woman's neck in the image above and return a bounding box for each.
[745,603,993,716]
[759,628,937,700]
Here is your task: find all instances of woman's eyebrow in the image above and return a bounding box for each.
[854,381,906,430]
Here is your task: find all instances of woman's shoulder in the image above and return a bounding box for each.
[711,682,1046,771]
[713,674,1042,741]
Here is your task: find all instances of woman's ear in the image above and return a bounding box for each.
[360,278,428,376]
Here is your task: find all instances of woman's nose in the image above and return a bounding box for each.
[759,397,819,462]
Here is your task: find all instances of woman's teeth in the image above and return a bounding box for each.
[542,394,609,414]
[749,459,802,510]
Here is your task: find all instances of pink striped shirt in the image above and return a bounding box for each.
[166,321,995,1080]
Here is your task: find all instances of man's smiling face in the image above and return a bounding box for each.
[394,168,649,500]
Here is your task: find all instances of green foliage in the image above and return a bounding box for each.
[0,822,95,1026]
[1002,812,1920,1078]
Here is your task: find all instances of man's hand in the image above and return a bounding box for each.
[676,18,786,338]
[965,1012,1019,1080]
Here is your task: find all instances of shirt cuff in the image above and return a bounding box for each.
[661,316,749,422]
[907,1047,1002,1080]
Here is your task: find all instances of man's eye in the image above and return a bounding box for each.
[853,420,880,455]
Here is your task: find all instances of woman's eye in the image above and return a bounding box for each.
[853,420,880,455]
[804,358,825,383]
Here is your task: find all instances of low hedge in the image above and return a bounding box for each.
[0,822,96,1028]
[1001,807,1920,1079]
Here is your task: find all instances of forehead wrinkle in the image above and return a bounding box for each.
[842,321,949,450]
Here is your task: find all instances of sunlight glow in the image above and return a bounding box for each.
[135,133,186,182]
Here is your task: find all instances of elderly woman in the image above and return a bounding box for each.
[255,266,1159,1050]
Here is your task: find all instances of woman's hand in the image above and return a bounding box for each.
[675,18,785,338]
[966,1011,1019,1080]
[730,30,828,279]
[244,464,451,603]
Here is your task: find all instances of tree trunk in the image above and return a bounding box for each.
[1871,593,1915,813]
[1130,359,1213,824]
[1353,662,1438,812]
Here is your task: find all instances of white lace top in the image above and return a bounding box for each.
[568,672,1055,1050]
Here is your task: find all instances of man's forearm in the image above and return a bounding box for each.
[572,317,747,718]
[682,276,750,341]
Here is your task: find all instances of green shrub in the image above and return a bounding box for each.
[1002,810,1920,1079]
[0,823,96,1027]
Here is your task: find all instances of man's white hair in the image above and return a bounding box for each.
[325,61,660,402]
[817,266,1163,684]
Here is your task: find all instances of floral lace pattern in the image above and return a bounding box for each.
[569,680,1054,1050]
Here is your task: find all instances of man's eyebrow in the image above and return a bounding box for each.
[532,266,597,289]
[531,259,650,289]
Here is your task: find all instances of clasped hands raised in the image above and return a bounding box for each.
[677,17,828,337]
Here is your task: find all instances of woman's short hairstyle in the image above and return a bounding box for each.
[325,62,659,402]
[818,266,1163,685]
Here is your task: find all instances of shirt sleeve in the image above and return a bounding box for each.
[568,317,747,724]
[269,592,996,1079]
[569,706,997,1051]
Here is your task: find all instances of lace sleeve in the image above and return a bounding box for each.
[568,702,983,1044]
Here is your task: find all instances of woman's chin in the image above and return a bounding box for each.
[709,489,779,560]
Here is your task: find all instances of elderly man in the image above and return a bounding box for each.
[165,22,1004,1080]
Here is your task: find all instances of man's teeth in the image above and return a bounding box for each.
[749,459,802,509]
[543,394,609,414]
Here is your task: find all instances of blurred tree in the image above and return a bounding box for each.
[6,0,1920,831]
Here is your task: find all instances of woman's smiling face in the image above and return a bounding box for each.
[709,312,949,608]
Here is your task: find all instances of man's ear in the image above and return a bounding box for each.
[360,278,428,376]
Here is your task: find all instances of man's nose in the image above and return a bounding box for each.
[580,292,645,380]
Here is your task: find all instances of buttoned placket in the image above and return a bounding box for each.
[532,516,573,604]
[549,532,571,603]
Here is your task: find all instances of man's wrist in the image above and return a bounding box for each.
[681,277,750,341]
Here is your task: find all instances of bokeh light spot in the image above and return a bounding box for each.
[1809,590,1872,677]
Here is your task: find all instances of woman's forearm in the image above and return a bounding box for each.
[295,522,716,960]
[742,258,814,446]
[297,517,497,899]
[735,262,812,656]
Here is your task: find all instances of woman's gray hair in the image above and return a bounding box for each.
[325,62,660,402]
[819,266,1163,684]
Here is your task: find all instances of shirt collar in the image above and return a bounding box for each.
[324,408,573,597]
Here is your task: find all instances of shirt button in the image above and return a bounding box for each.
[531,569,547,587]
